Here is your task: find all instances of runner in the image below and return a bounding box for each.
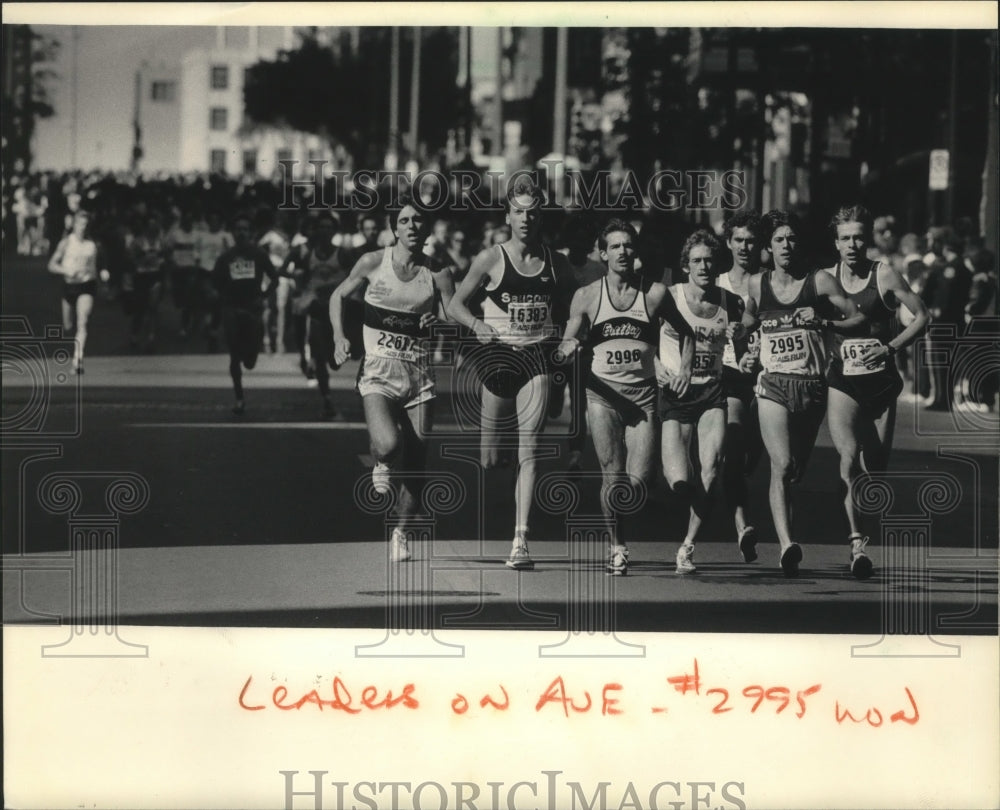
[165,210,199,338]
[823,205,930,578]
[447,177,575,570]
[718,210,765,562]
[294,213,353,419]
[557,219,694,575]
[47,210,106,374]
[330,194,454,562]
[258,211,291,354]
[659,230,747,574]
[743,210,865,576]
[125,215,168,352]
[211,213,277,415]
[193,211,234,350]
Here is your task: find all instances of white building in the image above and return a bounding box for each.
[137,27,334,178]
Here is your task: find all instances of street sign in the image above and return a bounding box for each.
[929,149,950,190]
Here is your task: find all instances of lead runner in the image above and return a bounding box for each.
[447,177,575,570]
[742,210,865,576]
[330,193,454,563]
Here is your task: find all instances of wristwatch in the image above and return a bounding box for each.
[885,344,897,357]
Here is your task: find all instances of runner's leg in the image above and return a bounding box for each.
[683,407,727,545]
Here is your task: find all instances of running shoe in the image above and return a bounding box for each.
[505,536,534,570]
[737,526,758,563]
[231,399,245,416]
[849,534,873,580]
[675,543,696,574]
[780,542,802,577]
[389,528,411,563]
[606,544,629,576]
[371,462,391,495]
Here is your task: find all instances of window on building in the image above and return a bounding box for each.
[150,81,176,102]
[210,65,229,90]
[210,107,228,131]
[242,150,257,176]
[209,149,227,173]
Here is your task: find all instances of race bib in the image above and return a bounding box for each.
[229,258,257,281]
[841,338,885,376]
[692,350,721,382]
[602,347,645,370]
[763,329,808,371]
[508,302,549,333]
[369,330,422,362]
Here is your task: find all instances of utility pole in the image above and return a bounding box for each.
[408,27,422,159]
[945,30,958,224]
[71,26,79,168]
[387,27,400,168]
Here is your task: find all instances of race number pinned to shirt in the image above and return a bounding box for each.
[762,329,808,372]
[841,338,885,376]
[228,258,257,281]
[508,300,550,334]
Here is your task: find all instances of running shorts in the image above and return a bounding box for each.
[754,371,827,414]
[659,379,726,424]
[827,361,904,419]
[63,280,97,305]
[722,365,758,409]
[471,340,555,399]
[586,374,657,428]
[222,304,264,363]
[357,354,435,409]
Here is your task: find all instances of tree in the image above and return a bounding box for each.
[2,25,59,178]
[243,27,462,166]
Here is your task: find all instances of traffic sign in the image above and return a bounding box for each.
[929,149,950,190]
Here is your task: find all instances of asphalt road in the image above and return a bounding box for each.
[3,254,997,633]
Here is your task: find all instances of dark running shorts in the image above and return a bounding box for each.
[722,365,758,408]
[62,280,97,305]
[827,362,904,418]
[222,305,263,363]
[659,379,726,424]
[472,340,555,399]
[754,372,827,414]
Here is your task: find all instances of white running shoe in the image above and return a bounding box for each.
[372,462,391,495]
[849,534,873,580]
[389,528,412,563]
[505,536,534,570]
[606,544,629,576]
[675,543,696,574]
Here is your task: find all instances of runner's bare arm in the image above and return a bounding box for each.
[814,271,866,332]
[859,264,931,366]
[649,282,694,397]
[557,283,598,359]
[330,250,381,363]
[736,275,763,373]
[260,250,279,296]
[47,238,68,274]
[550,250,576,328]
[424,263,457,330]
[446,246,500,343]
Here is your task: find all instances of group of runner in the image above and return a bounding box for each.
[72,176,928,579]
